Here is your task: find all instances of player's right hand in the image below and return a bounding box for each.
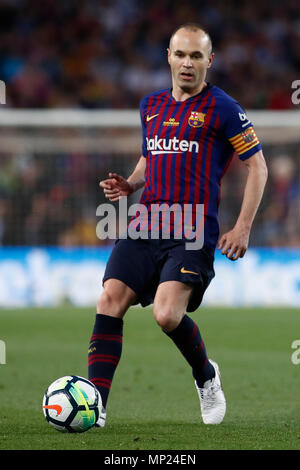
[99,172,133,202]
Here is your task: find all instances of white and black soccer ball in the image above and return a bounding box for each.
[42,375,102,433]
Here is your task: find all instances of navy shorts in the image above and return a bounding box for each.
[103,238,215,312]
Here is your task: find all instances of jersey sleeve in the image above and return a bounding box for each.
[222,100,262,160]
[140,97,147,157]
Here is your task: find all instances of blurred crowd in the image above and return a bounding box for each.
[0,0,299,109]
[0,151,112,246]
[0,145,299,247]
[219,145,300,248]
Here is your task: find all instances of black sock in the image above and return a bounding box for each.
[163,314,215,387]
[88,314,123,409]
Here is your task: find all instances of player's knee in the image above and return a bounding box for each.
[153,306,181,332]
[96,291,124,318]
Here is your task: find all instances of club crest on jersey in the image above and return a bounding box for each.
[188,112,205,128]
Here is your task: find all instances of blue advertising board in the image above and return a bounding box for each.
[0,247,299,307]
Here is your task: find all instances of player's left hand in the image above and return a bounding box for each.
[217,227,250,261]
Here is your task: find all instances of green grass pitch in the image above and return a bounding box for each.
[0,305,299,450]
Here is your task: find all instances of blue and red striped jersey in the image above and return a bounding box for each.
[136,83,262,250]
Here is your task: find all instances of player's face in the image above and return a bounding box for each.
[168,29,214,95]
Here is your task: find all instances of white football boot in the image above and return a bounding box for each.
[195,359,226,424]
[95,406,106,428]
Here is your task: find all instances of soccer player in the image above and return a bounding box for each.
[88,23,268,426]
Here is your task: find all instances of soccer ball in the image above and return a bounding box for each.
[42,375,101,433]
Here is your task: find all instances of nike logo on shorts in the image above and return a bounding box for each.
[180,267,199,275]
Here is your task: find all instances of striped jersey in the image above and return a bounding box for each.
[137,83,262,250]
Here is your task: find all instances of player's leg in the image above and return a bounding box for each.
[88,278,137,420]
[153,280,215,387]
[88,238,157,426]
[96,278,137,318]
[153,280,226,424]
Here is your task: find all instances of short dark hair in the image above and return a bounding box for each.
[169,22,213,55]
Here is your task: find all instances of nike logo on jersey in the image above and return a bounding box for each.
[43,404,63,416]
[180,267,199,275]
[146,113,159,122]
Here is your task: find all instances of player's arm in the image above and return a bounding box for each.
[218,150,268,260]
[127,155,147,193]
[99,156,146,202]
